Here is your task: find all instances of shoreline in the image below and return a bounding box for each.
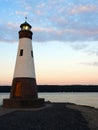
[0,102,97,130]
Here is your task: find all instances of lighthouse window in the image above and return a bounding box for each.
[31,50,33,57]
[20,49,23,56]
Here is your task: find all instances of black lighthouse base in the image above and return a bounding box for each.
[3,98,45,108]
[3,78,45,108]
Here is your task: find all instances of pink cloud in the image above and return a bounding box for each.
[35,10,44,15]
[16,11,29,16]
[37,3,46,8]
[33,27,58,34]
[68,5,98,14]
[25,5,32,11]
[7,22,18,29]
[80,29,98,36]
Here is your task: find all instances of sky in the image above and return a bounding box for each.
[0,0,98,85]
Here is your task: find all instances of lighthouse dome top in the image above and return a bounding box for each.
[20,21,32,31]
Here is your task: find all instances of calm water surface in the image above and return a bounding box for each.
[0,92,98,108]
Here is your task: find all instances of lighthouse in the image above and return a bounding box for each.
[11,21,37,99]
[3,21,44,108]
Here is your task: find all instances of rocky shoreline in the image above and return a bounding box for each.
[0,102,97,130]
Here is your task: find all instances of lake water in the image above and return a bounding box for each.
[0,92,98,108]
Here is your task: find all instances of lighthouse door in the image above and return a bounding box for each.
[14,82,22,97]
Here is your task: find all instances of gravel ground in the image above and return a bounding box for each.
[0,103,90,130]
[66,103,98,130]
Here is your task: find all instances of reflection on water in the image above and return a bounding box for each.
[0,92,98,108]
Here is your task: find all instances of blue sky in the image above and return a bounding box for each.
[1,0,98,85]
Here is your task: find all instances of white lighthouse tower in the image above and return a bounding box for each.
[3,21,44,108]
[11,21,37,99]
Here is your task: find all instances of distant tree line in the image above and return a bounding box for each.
[37,85,98,92]
[0,86,10,92]
[0,85,98,92]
